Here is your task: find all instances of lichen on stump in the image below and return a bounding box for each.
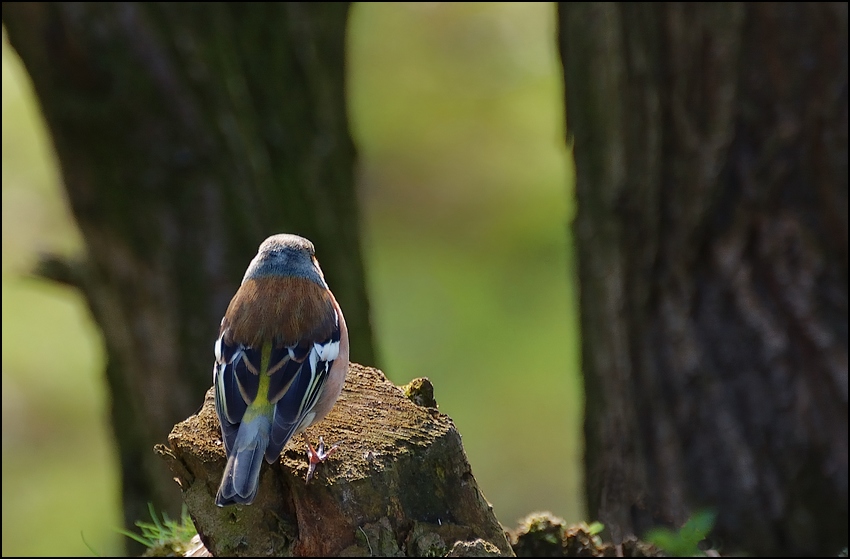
[155,363,513,557]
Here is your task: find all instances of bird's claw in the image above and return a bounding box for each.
[305,436,339,483]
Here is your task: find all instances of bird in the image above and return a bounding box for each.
[213,233,349,507]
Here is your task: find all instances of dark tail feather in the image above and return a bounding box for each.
[216,417,269,506]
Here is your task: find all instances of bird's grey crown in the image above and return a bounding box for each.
[242,234,327,287]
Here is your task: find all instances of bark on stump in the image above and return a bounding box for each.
[156,363,513,557]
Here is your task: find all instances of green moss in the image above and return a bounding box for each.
[401,377,439,409]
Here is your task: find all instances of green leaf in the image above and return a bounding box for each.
[645,510,716,557]
[587,521,605,536]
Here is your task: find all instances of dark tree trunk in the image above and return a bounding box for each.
[3,2,375,550]
[559,2,847,556]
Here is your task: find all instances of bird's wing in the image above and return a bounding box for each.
[214,275,341,462]
[266,311,342,462]
[213,332,300,456]
[214,309,341,462]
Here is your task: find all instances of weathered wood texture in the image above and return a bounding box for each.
[559,2,847,555]
[2,2,376,544]
[157,364,513,557]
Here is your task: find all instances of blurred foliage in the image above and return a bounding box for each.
[2,28,122,556]
[1,3,579,555]
[349,1,580,529]
[645,510,717,557]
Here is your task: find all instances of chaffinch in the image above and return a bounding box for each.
[213,234,349,507]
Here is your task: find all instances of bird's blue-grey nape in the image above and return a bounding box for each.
[242,234,327,287]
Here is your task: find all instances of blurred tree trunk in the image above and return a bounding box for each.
[3,2,375,551]
[559,2,847,556]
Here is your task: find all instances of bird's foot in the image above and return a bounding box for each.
[305,436,338,483]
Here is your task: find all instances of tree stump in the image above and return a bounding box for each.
[156,363,513,556]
